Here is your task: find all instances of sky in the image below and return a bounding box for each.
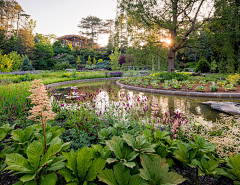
[17,0,117,46]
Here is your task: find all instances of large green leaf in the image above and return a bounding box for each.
[5,153,31,172]
[154,156,169,183]
[47,161,65,171]
[46,132,53,144]
[63,150,77,175]
[20,174,36,183]
[106,140,123,159]
[77,147,92,181]
[129,175,148,185]
[98,169,118,185]
[26,141,43,172]
[227,153,240,170]
[25,180,37,185]
[111,136,123,148]
[173,143,189,164]
[40,173,57,185]
[0,128,7,142]
[58,167,76,183]
[86,158,106,182]
[124,161,136,169]
[114,163,130,185]
[11,129,25,143]
[122,133,136,149]
[39,143,61,168]
[160,172,186,185]
[23,126,34,141]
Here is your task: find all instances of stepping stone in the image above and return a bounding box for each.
[202,101,240,114]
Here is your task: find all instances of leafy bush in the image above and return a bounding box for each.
[150,72,190,81]
[226,73,240,85]
[61,73,71,78]
[38,58,48,70]
[54,61,69,70]
[85,64,97,70]
[194,58,210,73]
[96,60,110,69]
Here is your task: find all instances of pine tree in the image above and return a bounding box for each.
[93,57,97,65]
[21,57,33,71]
[77,56,82,64]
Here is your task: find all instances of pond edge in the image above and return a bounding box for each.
[46,77,123,88]
[116,80,240,98]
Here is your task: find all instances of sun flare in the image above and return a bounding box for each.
[165,39,171,45]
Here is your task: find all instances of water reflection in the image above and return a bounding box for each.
[54,80,240,122]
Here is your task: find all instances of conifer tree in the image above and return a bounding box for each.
[87,55,92,65]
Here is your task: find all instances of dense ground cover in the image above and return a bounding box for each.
[0,70,116,85]
[0,75,239,185]
[120,72,240,93]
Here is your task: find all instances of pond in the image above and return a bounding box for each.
[53,80,240,123]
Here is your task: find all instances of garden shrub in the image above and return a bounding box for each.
[61,73,71,78]
[38,58,48,70]
[194,58,210,73]
[226,73,240,85]
[185,62,196,68]
[54,61,69,70]
[21,57,33,71]
[85,64,97,70]
[95,60,110,69]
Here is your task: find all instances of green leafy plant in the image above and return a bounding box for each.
[194,59,210,73]
[98,162,147,185]
[173,143,197,167]
[217,80,227,86]
[209,84,219,92]
[139,154,186,185]
[187,84,193,90]
[59,147,106,185]
[218,153,240,185]
[105,133,155,169]
[224,84,236,91]
[5,137,69,185]
[195,86,205,91]
[0,124,15,175]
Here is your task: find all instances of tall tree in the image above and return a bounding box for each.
[78,15,104,49]
[0,0,23,32]
[119,0,215,72]
[14,27,34,55]
[209,0,240,72]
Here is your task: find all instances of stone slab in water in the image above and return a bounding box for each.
[202,101,240,114]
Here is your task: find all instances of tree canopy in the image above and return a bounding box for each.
[118,0,215,72]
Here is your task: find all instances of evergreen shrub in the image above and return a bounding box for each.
[195,59,210,73]
[21,57,33,71]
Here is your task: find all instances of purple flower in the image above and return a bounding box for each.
[61,104,64,107]
[4,97,6,101]
[0,96,1,100]
[4,106,7,108]
[63,120,65,122]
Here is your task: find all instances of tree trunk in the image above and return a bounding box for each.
[168,47,175,73]
[158,56,160,71]
[152,55,154,71]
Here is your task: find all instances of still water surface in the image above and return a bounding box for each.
[55,80,240,122]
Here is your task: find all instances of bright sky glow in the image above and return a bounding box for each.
[17,0,117,46]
